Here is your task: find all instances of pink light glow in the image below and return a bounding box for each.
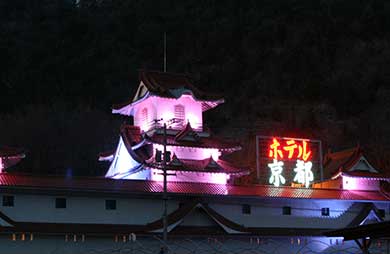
[132,95,204,132]
[151,168,229,184]
[0,158,3,173]
[153,144,220,160]
[342,176,379,191]
[186,113,200,128]
[160,111,174,124]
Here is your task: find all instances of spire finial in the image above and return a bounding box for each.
[164,32,167,72]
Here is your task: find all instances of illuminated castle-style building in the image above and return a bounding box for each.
[0,70,388,254]
[99,70,248,184]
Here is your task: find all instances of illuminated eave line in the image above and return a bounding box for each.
[0,155,25,159]
[150,141,241,151]
[112,91,151,115]
[340,172,390,180]
[112,92,224,116]
[144,164,246,175]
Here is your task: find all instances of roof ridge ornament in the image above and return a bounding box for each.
[169,154,183,167]
[174,122,200,142]
[205,156,223,171]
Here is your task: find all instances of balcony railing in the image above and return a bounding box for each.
[143,118,203,132]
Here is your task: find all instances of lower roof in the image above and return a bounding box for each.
[0,173,388,201]
[325,220,390,240]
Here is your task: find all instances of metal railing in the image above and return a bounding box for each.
[143,119,203,132]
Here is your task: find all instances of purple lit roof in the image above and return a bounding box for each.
[0,174,388,201]
[147,156,249,175]
[146,131,241,151]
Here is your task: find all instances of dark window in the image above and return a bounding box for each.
[155,150,171,162]
[283,206,291,215]
[178,202,184,208]
[242,204,251,214]
[155,149,162,162]
[3,195,14,207]
[105,200,116,210]
[165,151,171,162]
[321,208,330,216]
[378,209,385,218]
[55,198,66,209]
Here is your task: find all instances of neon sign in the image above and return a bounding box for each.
[293,160,313,188]
[268,138,312,161]
[268,159,285,187]
[256,136,322,188]
[267,138,314,187]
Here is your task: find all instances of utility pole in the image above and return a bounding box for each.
[162,123,168,252]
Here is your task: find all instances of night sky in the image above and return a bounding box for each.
[1,0,389,177]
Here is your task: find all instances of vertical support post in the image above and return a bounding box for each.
[256,135,260,183]
[162,123,168,251]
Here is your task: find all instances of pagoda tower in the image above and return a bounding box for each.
[100,70,248,184]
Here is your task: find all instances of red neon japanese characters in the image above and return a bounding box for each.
[269,138,283,159]
[268,138,312,161]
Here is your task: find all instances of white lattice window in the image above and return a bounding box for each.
[174,104,185,125]
[141,107,148,124]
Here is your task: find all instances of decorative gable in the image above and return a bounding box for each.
[204,157,224,171]
[169,154,184,167]
[352,203,384,226]
[174,122,200,142]
[349,157,378,173]
[132,82,149,102]
[151,202,246,234]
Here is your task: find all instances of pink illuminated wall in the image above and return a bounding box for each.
[0,157,3,173]
[342,176,380,191]
[133,99,157,132]
[150,168,229,184]
[133,95,203,132]
[153,144,220,161]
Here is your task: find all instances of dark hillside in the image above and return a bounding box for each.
[1,0,389,176]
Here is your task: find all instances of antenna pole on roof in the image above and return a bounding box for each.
[164,32,167,72]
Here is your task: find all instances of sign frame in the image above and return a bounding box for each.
[256,135,324,185]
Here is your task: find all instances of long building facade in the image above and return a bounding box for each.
[0,70,389,254]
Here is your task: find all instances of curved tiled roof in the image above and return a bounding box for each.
[325,220,390,240]
[0,146,25,158]
[138,70,222,101]
[148,156,249,175]
[323,147,362,177]
[112,70,224,111]
[0,174,387,201]
[145,132,241,151]
[0,199,328,236]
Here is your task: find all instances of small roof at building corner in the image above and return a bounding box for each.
[0,146,25,158]
[323,146,388,180]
